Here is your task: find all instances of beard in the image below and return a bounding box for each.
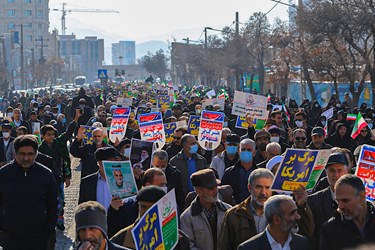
[202,193,219,204]
[280,218,299,234]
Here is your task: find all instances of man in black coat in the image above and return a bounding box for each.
[238,195,308,250]
[0,135,58,250]
[78,147,117,207]
[71,127,112,178]
[320,174,375,250]
[71,87,95,116]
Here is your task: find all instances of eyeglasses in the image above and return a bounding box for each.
[172,136,181,140]
[295,137,306,141]
[295,119,303,122]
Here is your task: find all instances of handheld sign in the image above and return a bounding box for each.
[157,95,170,110]
[138,112,166,150]
[136,107,151,119]
[132,189,178,250]
[116,97,133,107]
[202,98,225,110]
[109,108,131,143]
[187,115,200,136]
[355,144,375,201]
[232,91,268,118]
[198,110,224,151]
[80,125,95,145]
[102,161,138,200]
[164,120,187,143]
[271,149,331,192]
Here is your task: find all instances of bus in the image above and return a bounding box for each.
[74,76,86,86]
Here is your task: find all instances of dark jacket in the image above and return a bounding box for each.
[238,231,309,250]
[325,124,356,153]
[70,139,110,178]
[306,141,332,150]
[107,198,139,238]
[320,201,375,250]
[221,161,258,204]
[75,239,129,250]
[164,164,185,212]
[169,151,207,196]
[38,120,76,180]
[165,142,182,159]
[0,137,14,163]
[78,171,99,204]
[0,160,58,250]
[298,187,338,250]
[71,94,95,116]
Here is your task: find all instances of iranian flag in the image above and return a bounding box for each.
[346,113,357,121]
[351,113,368,139]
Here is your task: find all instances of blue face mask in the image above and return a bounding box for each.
[62,118,66,124]
[226,145,238,155]
[189,144,198,154]
[223,121,228,127]
[240,151,253,163]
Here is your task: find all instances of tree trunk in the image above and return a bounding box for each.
[303,66,317,101]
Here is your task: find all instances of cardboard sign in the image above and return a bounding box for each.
[164,120,187,143]
[355,144,375,201]
[130,138,154,170]
[271,149,331,192]
[138,112,166,150]
[80,125,95,145]
[156,90,168,96]
[202,98,225,110]
[102,161,138,200]
[116,97,133,108]
[235,116,266,130]
[136,107,152,119]
[187,115,200,136]
[109,108,131,143]
[157,95,170,110]
[132,189,178,250]
[198,111,224,151]
[232,91,268,118]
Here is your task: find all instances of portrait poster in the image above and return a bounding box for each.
[102,161,138,200]
[130,138,154,170]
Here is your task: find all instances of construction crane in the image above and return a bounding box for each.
[52,3,120,35]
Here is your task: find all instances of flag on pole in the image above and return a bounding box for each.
[282,105,291,123]
[346,113,357,121]
[351,113,368,139]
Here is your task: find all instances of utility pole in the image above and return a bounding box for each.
[31,48,35,87]
[235,12,240,90]
[35,37,49,64]
[236,12,239,36]
[20,24,25,90]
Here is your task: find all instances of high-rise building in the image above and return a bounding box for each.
[0,0,50,51]
[59,35,104,82]
[112,41,136,65]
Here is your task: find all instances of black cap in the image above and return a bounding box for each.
[325,153,348,168]
[191,169,221,188]
[226,134,240,144]
[136,186,166,202]
[312,127,325,136]
[94,147,117,161]
[172,104,182,110]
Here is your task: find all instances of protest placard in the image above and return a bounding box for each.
[202,98,225,110]
[198,110,224,150]
[136,107,152,119]
[109,107,131,143]
[138,112,166,150]
[80,125,95,145]
[235,116,266,130]
[355,144,375,201]
[164,120,187,143]
[130,138,154,170]
[157,95,171,110]
[132,189,178,250]
[232,91,268,118]
[272,149,331,192]
[116,97,133,107]
[102,161,138,200]
[187,115,200,136]
[156,90,168,96]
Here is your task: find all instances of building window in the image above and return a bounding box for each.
[25,35,33,41]
[38,23,42,29]
[7,10,16,17]
[37,10,43,18]
[25,10,32,17]
[24,0,32,3]
[38,0,42,3]
[7,0,15,3]
[26,23,32,28]
[8,23,15,29]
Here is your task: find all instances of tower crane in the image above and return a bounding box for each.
[52,3,120,35]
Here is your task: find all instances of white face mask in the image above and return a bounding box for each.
[270,136,280,143]
[295,121,303,128]
[2,132,10,138]
[7,112,13,117]
[123,148,131,158]
[321,121,327,126]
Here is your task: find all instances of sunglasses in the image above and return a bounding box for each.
[295,137,306,141]
[172,136,181,140]
[295,119,303,122]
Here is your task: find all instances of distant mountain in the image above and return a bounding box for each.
[136,41,169,60]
